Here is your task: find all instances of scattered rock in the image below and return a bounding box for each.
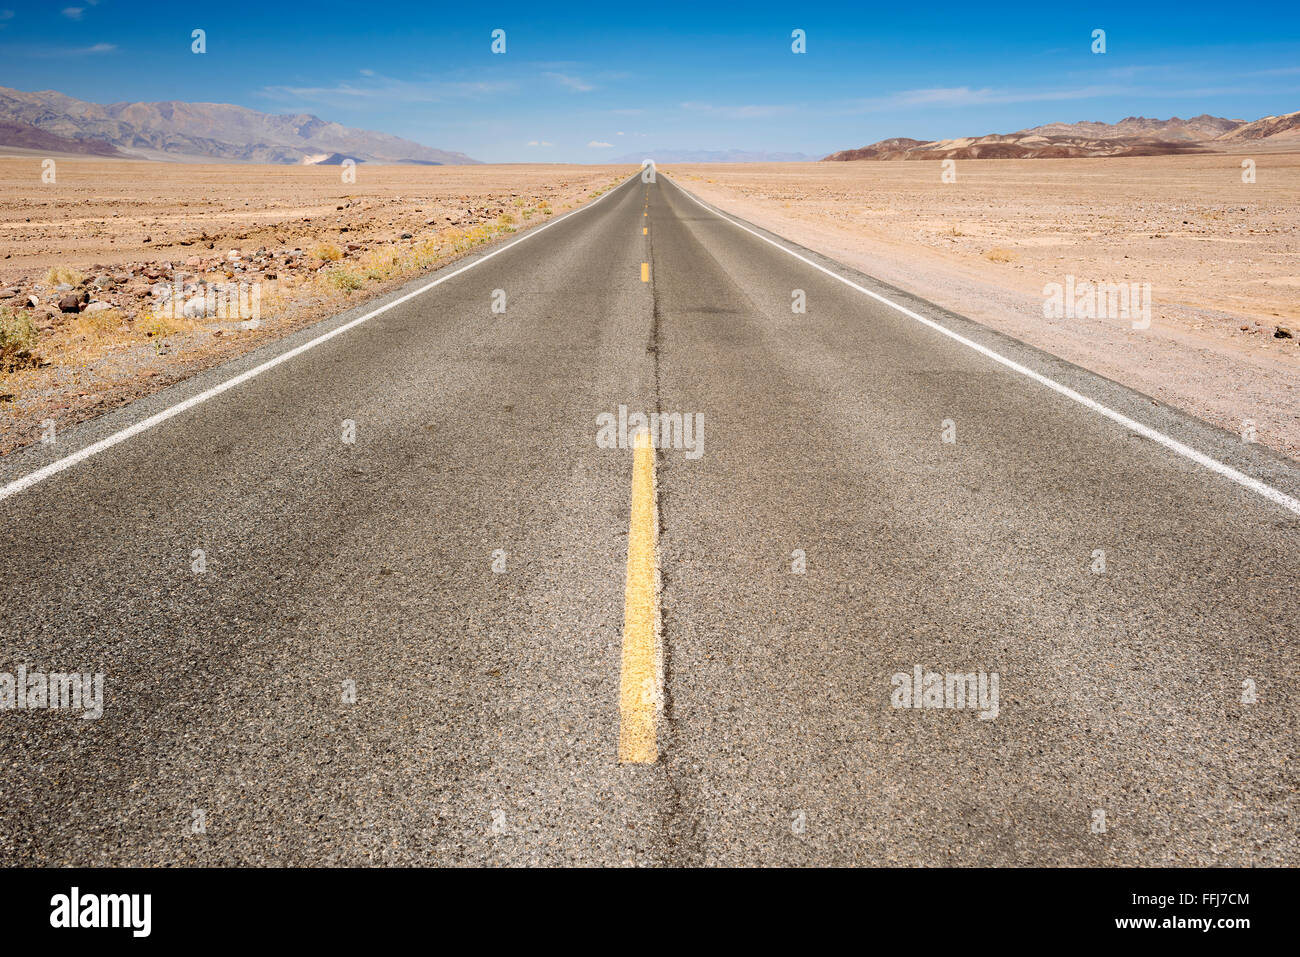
[1275,327,1293,339]
[83,301,114,314]
[58,295,82,313]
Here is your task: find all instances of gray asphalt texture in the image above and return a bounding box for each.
[1,174,1297,866]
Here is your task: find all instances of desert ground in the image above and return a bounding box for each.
[0,159,629,452]
[665,150,1300,460]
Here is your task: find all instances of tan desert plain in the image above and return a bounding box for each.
[0,140,1297,462]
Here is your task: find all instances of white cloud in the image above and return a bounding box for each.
[849,85,1127,112]
[260,73,514,106]
[25,41,117,56]
[544,72,594,92]
[587,140,613,148]
[527,140,554,147]
[61,6,84,19]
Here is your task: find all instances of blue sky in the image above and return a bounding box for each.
[1,0,1297,162]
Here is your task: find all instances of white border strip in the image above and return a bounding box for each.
[0,176,634,503]
[669,175,1300,518]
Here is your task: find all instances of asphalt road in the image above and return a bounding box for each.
[1,173,1297,866]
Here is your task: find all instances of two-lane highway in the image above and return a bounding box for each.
[1,172,1296,865]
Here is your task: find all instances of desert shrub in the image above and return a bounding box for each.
[985,248,1015,263]
[0,307,39,370]
[71,307,126,338]
[327,269,363,291]
[311,243,343,262]
[45,265,84,287]
[358,251,391,280]
[136,312,194,339]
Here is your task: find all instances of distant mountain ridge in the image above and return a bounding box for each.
[1021,114,1243,142]
[1216,110,1300,141]
[824,112,1297,161]
[0,118,121,156]
[0,86,479,165]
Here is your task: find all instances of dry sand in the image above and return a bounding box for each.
[665,153,1300,460]
[0,160,630,452]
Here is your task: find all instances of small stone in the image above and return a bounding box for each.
[58,295,82,313]
[1275,327,1294,339]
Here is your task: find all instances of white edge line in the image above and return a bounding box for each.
[0,175,636,503]
[667,174,1300,519]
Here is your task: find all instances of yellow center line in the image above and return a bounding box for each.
[641,262,649,282]
[618,429,660,763]
[643,227,648,235]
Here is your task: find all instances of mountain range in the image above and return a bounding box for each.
[0,86,479,165]
[824,111,1300,161]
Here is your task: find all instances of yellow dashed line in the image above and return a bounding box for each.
[641,262,649,282]
[643,227,647,235]
[618,429,660,763]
